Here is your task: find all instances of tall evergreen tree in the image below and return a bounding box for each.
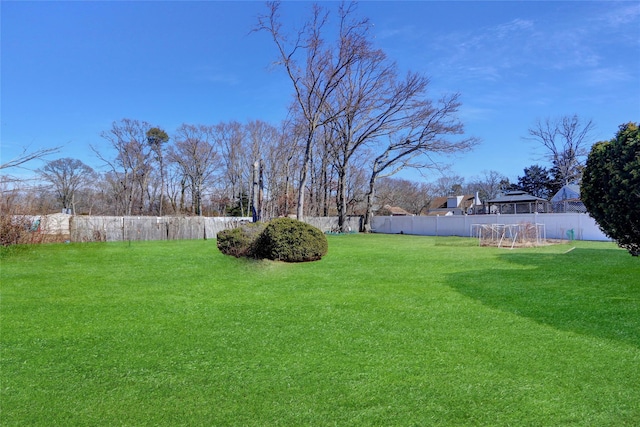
[582,122,640,256]
[516,165,553,199]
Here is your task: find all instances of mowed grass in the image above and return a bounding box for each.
[1,234,639,426]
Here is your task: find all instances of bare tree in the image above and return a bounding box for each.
[93,119,153,215]
[261,119,301,218]
[342,161,368,217]
[1,144,62,230]
[246,120,280,220]
[467,170,508,201]
[215,121,248,216]
[327,55,433,230]
[526,115,595,186]
[257,2,477,229]
[256,1,369,219]
[308,125,337,216]
[168,124,221,216]
[98,171,125,215]
[363,93,479,232]
[375,177,434,215]
[319,134,335,217]
[433,173,467,197]
[37,158,96,214]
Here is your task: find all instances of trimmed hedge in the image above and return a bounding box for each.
[217,218,328,262]
[216,222,266,258]
[255,218,328,262]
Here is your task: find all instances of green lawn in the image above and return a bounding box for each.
[1,235,639,426]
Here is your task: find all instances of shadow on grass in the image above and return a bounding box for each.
[447,246,640,348]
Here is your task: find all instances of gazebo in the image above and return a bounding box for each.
[486,191,551,214]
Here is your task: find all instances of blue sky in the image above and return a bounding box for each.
[2,1,639,183]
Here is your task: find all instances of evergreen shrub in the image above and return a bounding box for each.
[582,122,640,256]
[216,222,266,258]
[255,218,328,262]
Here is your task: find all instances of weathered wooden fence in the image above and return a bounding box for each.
[70,216,252,242]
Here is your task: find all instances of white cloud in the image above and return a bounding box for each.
[428,18,542,81]
[425,5,638,82]
[375,24,418,41]
[598,2,640,27]
[458,104,496,122]
[192,65,240,85]
[583,66,634,86]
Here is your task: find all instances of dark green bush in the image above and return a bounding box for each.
[216,222,266,258]
[582,122,640,256]
[255,218,328,262]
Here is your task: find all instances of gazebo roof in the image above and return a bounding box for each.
[487,191,548,204]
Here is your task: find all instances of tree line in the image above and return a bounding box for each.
[3,2,479,232]
[0,111,597,229]
[0,111,610,232]
[3,116,481,222]
[1,2,600,233]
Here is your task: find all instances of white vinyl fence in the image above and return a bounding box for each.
[371,213,610,241]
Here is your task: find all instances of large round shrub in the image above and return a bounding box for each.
[582,122,640,256]
[216,222,266,258]
[255,218,328,262]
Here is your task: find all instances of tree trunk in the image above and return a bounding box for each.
[363,173,378,233]
[322,156,329,217]
[159,158,164,217]
[296,137,313,220]
[179,178,186,214]
[194,183,202,216]
[337,169,347,232]
[296,161,308,220]
[252,160,261,222]
[284,173,290,216]
[125,181,133,216]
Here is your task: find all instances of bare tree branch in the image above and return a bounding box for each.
[525,114,595,185]
[1,145,61,170]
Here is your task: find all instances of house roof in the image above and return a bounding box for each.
[487,191,549,204]
[551,184,581,202]
[428,195,476,211]
[428,197,449,210]
[382,205,412,216]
